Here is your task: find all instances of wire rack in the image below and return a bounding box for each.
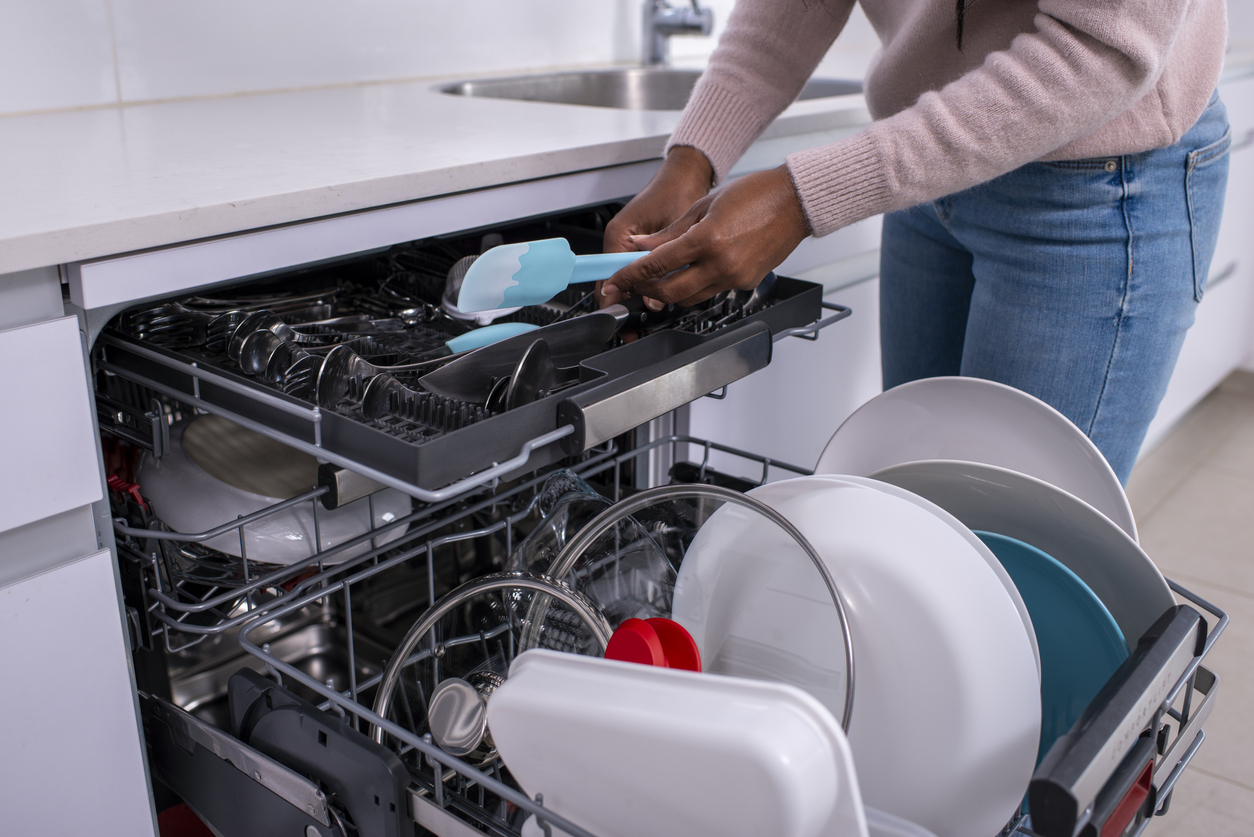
[224,434,813,837]
[218,446,1226,837]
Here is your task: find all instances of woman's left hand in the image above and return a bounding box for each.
[600,165,811,308]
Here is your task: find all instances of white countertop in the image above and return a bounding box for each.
[8,48,1253,280]
[0,76,868,276]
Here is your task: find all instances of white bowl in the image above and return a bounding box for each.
[136,415,411,565]
[869,460,1175,647]
[814,377,1138,540]
[676,476,1040,837]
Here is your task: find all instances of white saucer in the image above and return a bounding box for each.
[814,377,1138,540]
[870,460,1174,646]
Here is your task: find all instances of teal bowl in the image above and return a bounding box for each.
[974,530,1129,764]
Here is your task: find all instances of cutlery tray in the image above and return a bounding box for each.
[94,239,833,497]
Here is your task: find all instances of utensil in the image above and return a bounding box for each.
[135,414,411,564]
[974,531,1128,765]
[677,476,1040,837]
[313,322,540,408]
[814,376,1138,540]
[455,238,648,312]
[501,338,581,410]
[869,460,1173,645]
[236,312,421,375]
[442,254,523,325]
[419,297,679,403]
[359,373,497,424]
[489,649,871,837]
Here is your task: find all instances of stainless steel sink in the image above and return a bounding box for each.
[440,67,862,111]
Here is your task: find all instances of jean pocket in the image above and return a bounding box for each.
[1186,128,1231,301]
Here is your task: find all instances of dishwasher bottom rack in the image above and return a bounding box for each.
[132,434,1228,837]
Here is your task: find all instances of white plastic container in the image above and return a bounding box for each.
[487,649,869,837]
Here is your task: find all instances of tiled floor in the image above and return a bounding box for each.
[1126,371,1254,835]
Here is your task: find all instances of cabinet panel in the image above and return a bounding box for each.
[0,316,102,532]
[0,550,155,836]
[687,276,882,479]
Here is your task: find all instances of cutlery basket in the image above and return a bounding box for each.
[93,226,842,500]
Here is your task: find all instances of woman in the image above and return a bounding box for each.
[600,0,1230,483]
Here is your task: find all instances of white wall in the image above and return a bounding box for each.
[0,0,878,118]
[0,0,1239,117]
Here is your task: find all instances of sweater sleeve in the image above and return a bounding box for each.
[667,0,856,184]
[787,0,1207,236]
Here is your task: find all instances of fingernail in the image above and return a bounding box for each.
[646,297,664,311]
[601,285,612,296]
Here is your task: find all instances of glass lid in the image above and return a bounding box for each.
[546,483,854,730]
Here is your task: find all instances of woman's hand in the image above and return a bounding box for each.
[601,165,810,309]
[604,146,715,253]
[600,147,714,308]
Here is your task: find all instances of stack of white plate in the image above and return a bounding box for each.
[420,378,1176,837]
[801,377,1174,833]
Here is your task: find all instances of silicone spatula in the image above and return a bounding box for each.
[455,238,649,313]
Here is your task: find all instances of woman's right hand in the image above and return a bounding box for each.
[601,146,714,306]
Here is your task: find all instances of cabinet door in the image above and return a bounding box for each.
[0,315,102,532]
[688,276,883,478]
[0,550,156,836]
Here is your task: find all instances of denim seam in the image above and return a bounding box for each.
[1088,155,1134,438]
[1040,159,1118,171]
[1189,133,1231,169]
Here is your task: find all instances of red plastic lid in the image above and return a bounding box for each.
[646,617,702,672]
[604,618,668,667]
[604,617,703,672]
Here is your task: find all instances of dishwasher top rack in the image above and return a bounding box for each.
[94,235,843,502]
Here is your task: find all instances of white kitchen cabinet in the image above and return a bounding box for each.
[0,550,155,837]
[688,272,883,479]
[0,316,103,532]
[1143,74,1254,451]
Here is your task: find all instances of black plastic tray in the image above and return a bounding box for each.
[96,275,824,494]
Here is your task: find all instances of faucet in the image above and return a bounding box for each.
[643,0,715,65]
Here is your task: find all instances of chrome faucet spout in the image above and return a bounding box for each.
[643,0,714,65]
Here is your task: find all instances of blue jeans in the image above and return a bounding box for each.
[880,93,1231,484]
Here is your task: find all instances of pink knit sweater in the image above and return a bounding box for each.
[667,0,1228,237]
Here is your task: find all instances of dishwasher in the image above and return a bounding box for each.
[92,202,1225,837]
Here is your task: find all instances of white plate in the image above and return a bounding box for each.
[813,473,1040,681]
[814,377,1138,541]
[870,460,1175,646]
[490,649,870,837]
[137,415,411,564]
[676,477,1040,837]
